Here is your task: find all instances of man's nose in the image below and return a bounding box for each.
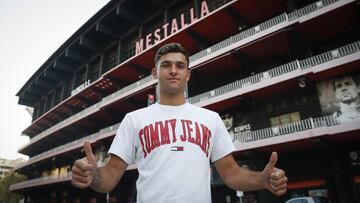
[169,64,178,74]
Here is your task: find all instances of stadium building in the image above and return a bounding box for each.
[10,0,360,202]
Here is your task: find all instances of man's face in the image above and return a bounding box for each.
[334,76,360,104]
[152,52,190,96]
[222,114,233,130]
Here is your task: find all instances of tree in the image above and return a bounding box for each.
[0,172,26,203]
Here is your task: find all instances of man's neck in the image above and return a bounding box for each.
[339,100,360,114]
[158,94,186,106]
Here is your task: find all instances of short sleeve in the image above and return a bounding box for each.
[210,114,235,162]
[108,114,136,164]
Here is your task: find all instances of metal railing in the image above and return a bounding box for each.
[300,41,360,69]
[188,60,300,104]
[12,114,349,190]
[102,75,154,103]
[26,76,154,147]
[12,158,109,190]
[189,40,360,105]
[16,123,119,170]
[189,13,288,63]
[9,171,72,191]
[288,0,339,21]
[234,115,338,143]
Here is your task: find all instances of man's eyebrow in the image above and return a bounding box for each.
[160,60,186,64]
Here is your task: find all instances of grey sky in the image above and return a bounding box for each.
[0,0,110,159]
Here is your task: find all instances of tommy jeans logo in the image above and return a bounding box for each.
[138,119,212,158]
[171,146,184,151]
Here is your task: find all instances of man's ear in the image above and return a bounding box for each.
[186,69,191,81]
[152,68,158,79]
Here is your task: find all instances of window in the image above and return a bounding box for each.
[53,84,63,106]
[125,34,138,59]
[103,45,118,73]
[270,112,301,127]
[74,66,86,88]
[168,1,193,28]
[89,57,101,81]
[32,104,39,121]
[38,98,46,116]
[45,92,54,111]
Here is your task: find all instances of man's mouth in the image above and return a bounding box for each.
[168,78,179,81]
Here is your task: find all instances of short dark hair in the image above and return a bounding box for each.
[333,75,360,89]
[154,43,189,68]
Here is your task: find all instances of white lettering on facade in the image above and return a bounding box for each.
[71,79,91,96]
[134,0,210,55]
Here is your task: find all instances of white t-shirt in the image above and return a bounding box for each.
[109,102,235,203]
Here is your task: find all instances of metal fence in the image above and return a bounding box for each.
[188,60,300,104]
[288,0,339,21]
[234,115,338,143]
[300,40,360,69]
[16,123,120,170]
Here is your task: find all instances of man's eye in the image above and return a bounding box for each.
[160,63,170,68]
[177,64,186,69]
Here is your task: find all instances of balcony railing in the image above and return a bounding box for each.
[21,0,354,155]
[189,13,289,63]
[101,75,155,105]
[13,114,360,191]
[300,41,360,69]
[9,171,72,191]
[288,0,340,21]
[15,123,120,170]
[11,160,109,191]
[234,115,337,143]
[188,40,360,105]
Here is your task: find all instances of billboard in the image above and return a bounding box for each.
[316,73,360,123]
[221,111,251,145]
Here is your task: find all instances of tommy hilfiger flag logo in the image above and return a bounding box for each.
[171,146,184,151]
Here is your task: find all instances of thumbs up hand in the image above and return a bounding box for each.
[261,152,288,196]
[71,141,98,189]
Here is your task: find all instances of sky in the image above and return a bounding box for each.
[0,0,110,160]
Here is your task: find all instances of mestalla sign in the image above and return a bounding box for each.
[135,0,210,55]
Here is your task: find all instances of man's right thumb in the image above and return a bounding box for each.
[84,141,96,163]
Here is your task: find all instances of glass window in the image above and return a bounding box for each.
[45,92,54,111]
[74,66,86,88]
[168,1,193,25]
[103,45,119,73]
[53,84,63,106]
[89,57,101,81]
[125,34,138,59]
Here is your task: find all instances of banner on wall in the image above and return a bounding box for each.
[316,73,360,123]
[221,112,251,144]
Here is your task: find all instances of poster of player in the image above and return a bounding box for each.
[221,111,251,144]
[316,73,360,123]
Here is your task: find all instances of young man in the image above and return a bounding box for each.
[71,43,288,202]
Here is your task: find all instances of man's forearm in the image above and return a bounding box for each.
[90,166,119,193]
[225,168,265,192]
